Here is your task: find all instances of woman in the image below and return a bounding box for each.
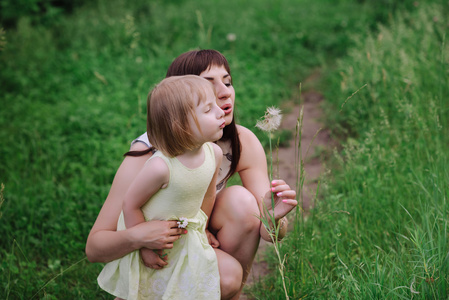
[86,49,297,299]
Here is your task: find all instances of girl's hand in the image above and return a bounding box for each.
[266,179,297,221]
[205,229,220,248]
[130,220,186,250]
[140,248,168,270]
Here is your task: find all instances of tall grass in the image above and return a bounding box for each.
[253,2,449,299]
[0,0,437,298]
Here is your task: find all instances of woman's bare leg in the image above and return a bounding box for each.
[210,186,261,297]
[215,248,243,299]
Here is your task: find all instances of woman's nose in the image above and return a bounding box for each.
[216,83,231,100]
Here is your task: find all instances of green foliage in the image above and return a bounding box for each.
[251,1,449,299]
[0,0,442,298]
[0,0,90,28]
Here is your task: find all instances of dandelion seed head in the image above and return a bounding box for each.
[226,33,237,42]
[256,106,282,132]
[267,106,281,117]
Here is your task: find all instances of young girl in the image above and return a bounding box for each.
[97,75,225,299]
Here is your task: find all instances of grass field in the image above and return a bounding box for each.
[248,2,449,299]
[1,0,447,298]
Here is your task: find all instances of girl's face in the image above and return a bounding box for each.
[189,85,226,144]
[199,65,235,126]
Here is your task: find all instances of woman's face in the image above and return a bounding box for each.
[200,65,235,126]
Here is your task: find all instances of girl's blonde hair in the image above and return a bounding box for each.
[126,50,239,185]
[147,75,214,157]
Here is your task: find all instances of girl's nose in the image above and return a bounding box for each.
[216,104,225,118]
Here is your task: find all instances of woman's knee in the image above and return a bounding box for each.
[221,270,242,299]
[214,186,260,232]
[215,249,243,299]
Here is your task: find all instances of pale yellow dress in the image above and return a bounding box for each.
[97,143,220,300]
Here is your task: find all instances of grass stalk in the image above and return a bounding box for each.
[31,258,88,299]
[257,106,289,299]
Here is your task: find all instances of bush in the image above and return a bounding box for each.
[0,0,90,28]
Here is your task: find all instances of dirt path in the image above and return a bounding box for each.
[240,87,333,299]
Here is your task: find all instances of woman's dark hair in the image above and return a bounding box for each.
[125,49,241,182]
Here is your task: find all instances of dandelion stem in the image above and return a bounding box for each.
[256,106,289,299]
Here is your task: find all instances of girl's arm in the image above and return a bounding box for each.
[201,143,223,223]
[86,143,183,263]
[235,125,297,241]
[122,156,169,229]
[202,143,223,248]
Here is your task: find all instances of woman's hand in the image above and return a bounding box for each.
[260,179,297,242]
[266,179,297,221]
[140,248,168,270]
[205,229,220,248]
[130,220,186,250]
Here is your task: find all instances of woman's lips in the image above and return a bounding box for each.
[220,103,233,115]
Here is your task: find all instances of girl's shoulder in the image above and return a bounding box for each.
[140,154,170,185]
[207,142,223,155]
[204,142,223,167]
[147,153,170,169]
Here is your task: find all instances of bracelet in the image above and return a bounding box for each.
[268,217,287,240]
[277,217,287,241]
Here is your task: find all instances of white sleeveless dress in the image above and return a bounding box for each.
[97,143,220,300]
[132,132,232,193]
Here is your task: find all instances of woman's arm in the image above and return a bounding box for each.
[86,143,183,263]
[236,125,297,241]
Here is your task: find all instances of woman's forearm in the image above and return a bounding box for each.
[86,219,185,263]
[86,227,140,263]
[259,216,288,242]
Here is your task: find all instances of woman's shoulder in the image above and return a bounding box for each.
[236,124,262,146]
[131,132,152,149]
[235,124,266,171]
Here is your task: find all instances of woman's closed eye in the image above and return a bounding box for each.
[224,78,232,87]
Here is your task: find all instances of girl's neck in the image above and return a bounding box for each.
[176,143,205,169]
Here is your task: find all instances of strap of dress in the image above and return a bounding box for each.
[203,142,216,169]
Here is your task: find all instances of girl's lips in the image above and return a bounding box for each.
[219,121,226,129]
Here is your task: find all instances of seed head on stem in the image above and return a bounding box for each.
[256,106,282,133]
